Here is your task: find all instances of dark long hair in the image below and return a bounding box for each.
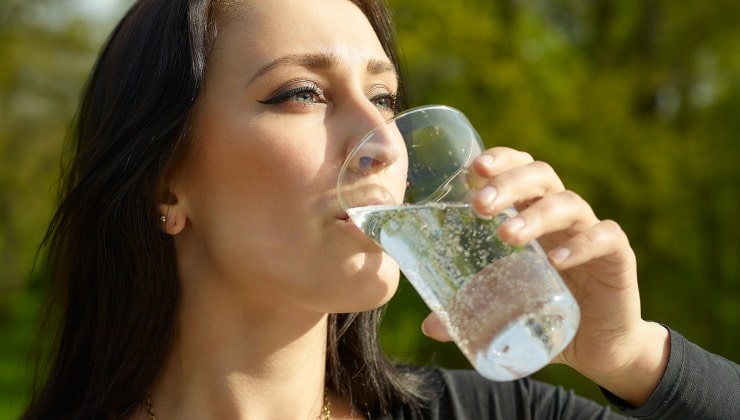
[23,0,421,419]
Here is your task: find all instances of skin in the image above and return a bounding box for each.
[148,0,669,418]
[155,0,402,418]
[422,150,670,407]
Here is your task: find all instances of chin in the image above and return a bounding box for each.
[366,273,400,308]
[334,254,401,312]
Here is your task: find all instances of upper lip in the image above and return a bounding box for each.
[335,196,395,221]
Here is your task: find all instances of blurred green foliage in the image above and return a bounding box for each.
[381,0,740,406]
[0,1,125,418]
[0,0,738,418]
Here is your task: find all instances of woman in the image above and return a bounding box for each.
[24,0,739,419]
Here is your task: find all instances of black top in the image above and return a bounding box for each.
[372,328,740,419]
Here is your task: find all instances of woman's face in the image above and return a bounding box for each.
[169,0,405,314]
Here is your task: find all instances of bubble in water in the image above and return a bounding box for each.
[348,203,579,380]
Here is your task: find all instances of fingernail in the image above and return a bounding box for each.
[478,186,498,207]
[503,217,525,232]
[549,247,571,263]
[477,154,495,169]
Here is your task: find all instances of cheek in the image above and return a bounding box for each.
[178,123,330,284]
[198,112,327,199]
[182,111,326,236]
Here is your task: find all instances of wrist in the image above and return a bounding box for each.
[595,321,671,407]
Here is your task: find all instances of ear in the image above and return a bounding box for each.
[157,175,187,236]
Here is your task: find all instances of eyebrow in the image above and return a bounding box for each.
[247,53,397,85]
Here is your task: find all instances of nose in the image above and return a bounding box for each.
[349,123,404,175]
[343,104,404,175]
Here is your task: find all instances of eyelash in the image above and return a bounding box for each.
[258,83,325,105]
[371,92,399,114]
[258,83,398,113]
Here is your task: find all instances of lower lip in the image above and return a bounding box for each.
[339,217,365,235]
[337,218,387,251]
[339,217,357,228]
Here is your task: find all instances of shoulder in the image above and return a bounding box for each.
[378,367,528,419]
[425,367,543,417]
[378,366,622,420]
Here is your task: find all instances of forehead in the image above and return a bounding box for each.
[209,0,389,69]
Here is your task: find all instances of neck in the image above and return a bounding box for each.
[149,276,330,420]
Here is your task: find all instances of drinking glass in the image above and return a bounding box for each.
[337,105,580,381]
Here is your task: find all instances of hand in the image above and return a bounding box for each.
[421,147,669,406]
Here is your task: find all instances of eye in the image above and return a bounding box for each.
[367,85,398,118]
[258,82,325,106]
[371,93,398,112]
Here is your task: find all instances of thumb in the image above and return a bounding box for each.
[421,312,454,342]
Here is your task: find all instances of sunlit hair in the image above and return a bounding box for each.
[23,0,422,419]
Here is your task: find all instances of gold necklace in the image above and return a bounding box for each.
[145,389,331,419]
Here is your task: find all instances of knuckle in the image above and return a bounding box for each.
[531,159,554,173]
[557,190,589,211]
[589,219,626,247]
[599,219,625,237]
[561,189,584,204]
[489,146,515,157]
[519,151,534,162]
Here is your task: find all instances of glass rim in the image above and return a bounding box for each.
[337,104,479,210]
